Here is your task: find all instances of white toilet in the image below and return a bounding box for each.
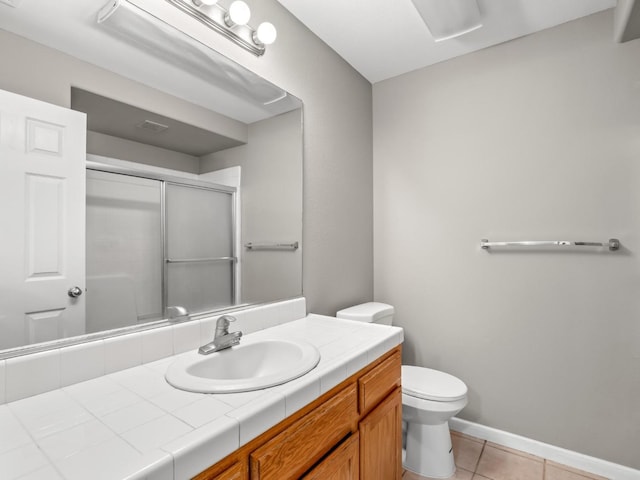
[336,302,468,479]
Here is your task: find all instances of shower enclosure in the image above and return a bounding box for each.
[86,165,237,333]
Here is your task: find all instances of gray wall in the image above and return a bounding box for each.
[373,11,640,468]
[201,110,303,304]
[87,131,200,173]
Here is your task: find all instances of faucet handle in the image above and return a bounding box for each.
[217,315,236,327]
[215,315,237,335]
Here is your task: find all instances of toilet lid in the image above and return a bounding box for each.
[402,365,467,402]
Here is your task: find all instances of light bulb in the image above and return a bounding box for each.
[228,1,251,26]
[192,0,218,6]
[255,22,277,45]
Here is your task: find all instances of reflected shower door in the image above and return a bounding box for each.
[86,170,163,332]
[165,183,235,314]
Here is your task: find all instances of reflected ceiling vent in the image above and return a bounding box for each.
[136,120,169,133]
[410,0,482,42]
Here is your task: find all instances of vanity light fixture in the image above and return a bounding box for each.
[254,21,277,46]
[97,0,289,107]
[165,0,276,56]
[224,1,251,27]
[410,0,482,42]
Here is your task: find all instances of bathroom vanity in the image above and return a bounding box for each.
[0,310,403,480]
[197,344,402,480]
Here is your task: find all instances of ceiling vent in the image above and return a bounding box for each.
[136,120,169,133]
[410,0,482,42]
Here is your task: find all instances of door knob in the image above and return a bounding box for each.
[68,286,83,298]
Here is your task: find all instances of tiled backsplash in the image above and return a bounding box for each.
[0,298,306,405]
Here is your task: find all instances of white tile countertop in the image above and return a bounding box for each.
[0,315,403,480]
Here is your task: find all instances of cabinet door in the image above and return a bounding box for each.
[195,461,245,480]
[214,462,244,480]
[358,351,401,414]
[302,433,359,480]
[359,387,402,480]
[250,384,358,480]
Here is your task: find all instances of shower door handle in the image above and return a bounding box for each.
[68,286,83,298]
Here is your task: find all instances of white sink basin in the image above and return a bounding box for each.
[165,337,321,393]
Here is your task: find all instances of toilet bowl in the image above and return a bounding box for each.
[402,366,468,478]
[336,302,468,479]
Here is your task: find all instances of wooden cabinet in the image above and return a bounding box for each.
[195,461,247,480]
[213,462,245,480]
[359,388,402,480]
[196,346,402,480]
[358,351,401,414]
[250,384,358,480]
[302,433,360,480]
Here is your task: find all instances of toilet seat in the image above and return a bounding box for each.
[402,365,467,402]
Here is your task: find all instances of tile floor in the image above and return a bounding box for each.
[403,432,608,480]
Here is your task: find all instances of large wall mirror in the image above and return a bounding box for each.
[0,0,303,358]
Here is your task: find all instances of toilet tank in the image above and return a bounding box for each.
[336,302,395,325]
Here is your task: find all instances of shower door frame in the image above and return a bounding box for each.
[86,160,238,320]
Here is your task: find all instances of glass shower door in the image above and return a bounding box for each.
[86,170,163,332]
[165,183,235,314]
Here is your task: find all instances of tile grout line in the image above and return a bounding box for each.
[5,398,68,479]
[405,433,610,480]
[473,440,487,475]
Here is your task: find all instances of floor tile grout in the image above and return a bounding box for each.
[473,440,486,474]
[405,433,607,480]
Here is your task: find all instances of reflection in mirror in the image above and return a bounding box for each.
[0,0,303,357]
[86,169,164,330]
[85,165,238,333]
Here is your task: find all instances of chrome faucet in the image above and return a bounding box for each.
[166,305,189,323]
[199,315,242,355]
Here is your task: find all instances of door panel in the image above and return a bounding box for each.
[85,169,163,331]
[359,388,403,480]
[26,173,65,278]
[302,433,359,480]
[24,309,65,344]
[0,89,87,349]
[165,183,235,314]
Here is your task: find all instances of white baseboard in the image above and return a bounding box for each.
[449,418,640,480]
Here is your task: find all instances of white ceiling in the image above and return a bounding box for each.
[275,0,617,84]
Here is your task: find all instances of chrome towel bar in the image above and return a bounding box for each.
[480,238,620,251]
[245,242,299,251]
[166,257,237,263]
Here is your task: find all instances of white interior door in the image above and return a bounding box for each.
[0,89,86,350]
